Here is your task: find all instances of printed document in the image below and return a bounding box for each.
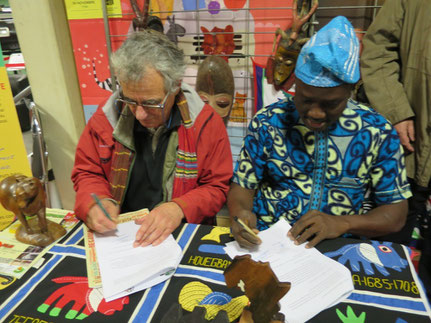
[93,221,182,302]
[224,219,353,323]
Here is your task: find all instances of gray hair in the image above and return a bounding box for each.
[111,31,186,93]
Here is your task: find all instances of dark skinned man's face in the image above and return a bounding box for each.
[294,78,352,132]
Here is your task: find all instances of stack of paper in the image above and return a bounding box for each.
[84,209,150,288]
[224,219,353,323]
[93,221,182,302]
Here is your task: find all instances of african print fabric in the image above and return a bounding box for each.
[233,97,412,230]
[1,219,430,322]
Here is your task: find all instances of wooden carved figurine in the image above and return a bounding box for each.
[196,56,235,125]
[224,255,291,323]
[266,0,318,91]
[0,174,66,246]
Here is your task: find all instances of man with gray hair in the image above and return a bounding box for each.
[72,31,233,246]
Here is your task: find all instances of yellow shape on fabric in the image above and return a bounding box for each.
[179,281,248,322]
[0,275,15,290]
[201,227,231,243]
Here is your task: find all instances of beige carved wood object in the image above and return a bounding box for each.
[0,174,66,246]
[196,56,235,125]
[224,254,291,323]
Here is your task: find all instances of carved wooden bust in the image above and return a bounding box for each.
[0,174,66,246]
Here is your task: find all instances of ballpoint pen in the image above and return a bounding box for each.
[91,193,113,221]
[233,216,260,240]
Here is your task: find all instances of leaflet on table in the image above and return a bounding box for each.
[84,208,149,288]
[93,219,182,302]
[224,218,354,323]
[0,208,79,279]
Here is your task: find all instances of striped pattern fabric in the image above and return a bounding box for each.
[175,150,198,178]
[109,142,134,204]
[173,91,199,198]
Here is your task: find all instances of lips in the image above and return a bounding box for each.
[306,119,326,130]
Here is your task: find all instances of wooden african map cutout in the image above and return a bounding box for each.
[224,254,291,323]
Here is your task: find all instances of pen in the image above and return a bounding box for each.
[91,193,113,221]
[233,216,260,240]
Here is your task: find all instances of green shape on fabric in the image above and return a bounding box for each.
[65,309,78,319]
[49,307,61,317]
[76,312,89,320]
[336,305,366,323]
[412,227,421,239]
[37,303,49,313]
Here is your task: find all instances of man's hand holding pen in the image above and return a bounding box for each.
[231,210,262,248]
[86,194,119,233]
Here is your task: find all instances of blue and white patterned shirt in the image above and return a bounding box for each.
[233,97,412,230]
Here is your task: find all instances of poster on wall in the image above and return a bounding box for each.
[0,44,32,230]
[64,0,295,162]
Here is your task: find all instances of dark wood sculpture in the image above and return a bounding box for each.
[196,56,235,125]
[0,174,66,246]
[266,0,318,91]
[224,255,291,323]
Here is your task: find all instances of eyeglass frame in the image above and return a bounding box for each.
[116,91,170,110]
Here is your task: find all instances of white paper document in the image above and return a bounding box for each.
[93,221,182,302]
[224,219,353,323]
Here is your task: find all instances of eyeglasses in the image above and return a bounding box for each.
[117,91,170,110]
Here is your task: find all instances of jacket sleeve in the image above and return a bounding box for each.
[71,116,114,222]
[360,0,414,125]
[172,111,233,223]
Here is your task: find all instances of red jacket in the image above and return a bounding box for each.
[72,85,233,223]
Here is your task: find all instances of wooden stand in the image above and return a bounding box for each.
[15,217,66,247]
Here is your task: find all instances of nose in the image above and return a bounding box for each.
[135,105,150,121]
[307,105,326,121]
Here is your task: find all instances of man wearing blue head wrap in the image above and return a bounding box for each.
[227,16,411,249]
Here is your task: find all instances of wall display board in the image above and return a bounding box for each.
[64,0,297,164]
[64,0,381,164]
[0,43,32,230]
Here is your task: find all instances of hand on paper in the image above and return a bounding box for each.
[394,119,415,153]
[288,210,349,248]
[231,210,261,248]
[133,202,184,247]
[86,199,119,233]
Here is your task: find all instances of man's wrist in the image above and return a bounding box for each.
[101,197,119,207]
[341,215,355,235]
[170,201,185,220]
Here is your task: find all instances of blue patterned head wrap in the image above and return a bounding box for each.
[295,16,360,87]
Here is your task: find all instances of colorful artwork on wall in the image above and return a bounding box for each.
[65,0,295,161]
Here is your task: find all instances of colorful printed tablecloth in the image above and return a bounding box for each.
[1,222,430,323]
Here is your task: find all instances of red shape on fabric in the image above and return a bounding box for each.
[40,276,129,318]
[409,247,421,273]
[98,297,129,315]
